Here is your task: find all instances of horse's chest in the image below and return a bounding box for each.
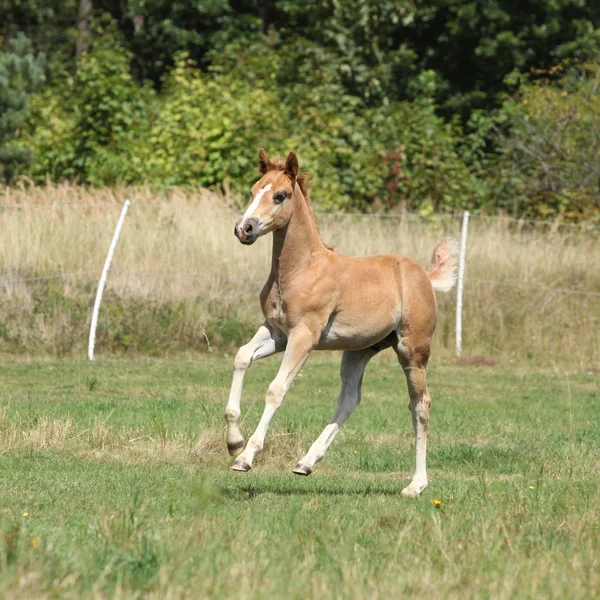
[261,283,289,334]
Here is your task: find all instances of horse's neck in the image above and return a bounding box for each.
[271,190,323,283]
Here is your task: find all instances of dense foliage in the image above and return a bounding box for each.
[492,64,600,221]
[2,1,600,220]
[0,33,45,182]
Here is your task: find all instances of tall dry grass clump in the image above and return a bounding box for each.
[1,183,598,367]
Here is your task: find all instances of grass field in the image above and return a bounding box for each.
[1,353,599,599]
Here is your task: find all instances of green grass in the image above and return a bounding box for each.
[1,354,599,599]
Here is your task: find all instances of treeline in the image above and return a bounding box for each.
[1,1,600,220]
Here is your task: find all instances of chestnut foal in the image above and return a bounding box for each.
[225,149,457,496]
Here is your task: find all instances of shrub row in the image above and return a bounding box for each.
[10,35,600,221]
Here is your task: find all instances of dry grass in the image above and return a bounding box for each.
[1,183,599,366]
[0,408,309,472]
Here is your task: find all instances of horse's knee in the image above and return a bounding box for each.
[234,345,253,371]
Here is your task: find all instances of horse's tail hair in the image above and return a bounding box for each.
[427,237,458,292]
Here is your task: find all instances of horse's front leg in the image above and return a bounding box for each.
[232,325,315,472]
[225,323,286,456]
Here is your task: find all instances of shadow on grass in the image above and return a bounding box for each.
[215,473,412,498]
[212,442,536,499]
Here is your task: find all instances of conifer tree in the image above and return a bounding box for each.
[0,33,45,182]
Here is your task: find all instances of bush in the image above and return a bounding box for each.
[141,50,280,189]
[490,62,600,222]
[350,72,487,213]
[20,30,485,213]
[146,40,482,212]
[22,35,154,185]
[20,29,600,220]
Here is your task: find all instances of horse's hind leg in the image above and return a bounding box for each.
[395,337,432,497]
[224,323,286,456]
[293,345,380,476]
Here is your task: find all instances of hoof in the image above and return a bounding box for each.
[231,459,252,472]
[292,463,312,476]
[227,440,245,457]
[401,482,427,498]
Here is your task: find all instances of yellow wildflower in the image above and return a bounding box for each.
[29,537,39,548]
[433,498,442,508]
[22,512,29,517]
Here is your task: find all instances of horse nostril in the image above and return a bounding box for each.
[238,218,258,242]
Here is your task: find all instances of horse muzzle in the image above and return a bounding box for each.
[234,217,260,245]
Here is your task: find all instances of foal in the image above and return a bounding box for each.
[225,149,457,497]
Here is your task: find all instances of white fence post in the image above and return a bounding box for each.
[456,210,470,357]
[88,199,131,361]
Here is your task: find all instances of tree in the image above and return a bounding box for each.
[0,1,77,74]
[76,0,93,56]
[0,33,45,182]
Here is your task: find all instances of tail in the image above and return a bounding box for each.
[427,237,458,292]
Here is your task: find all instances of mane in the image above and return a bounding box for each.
[268,159,335,251]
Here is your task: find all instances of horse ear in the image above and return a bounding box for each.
[284,151,298,180]
[258,148,272,174]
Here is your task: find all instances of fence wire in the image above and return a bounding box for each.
[3,270,600,298]
[1,202,599,299]
[2,201,599,229]
[0,271,98,284]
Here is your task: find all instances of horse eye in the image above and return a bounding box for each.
[273,191,287,204]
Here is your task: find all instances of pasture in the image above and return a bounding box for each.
[1,354,599,599]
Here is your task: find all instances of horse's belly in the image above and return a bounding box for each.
[316,317,395,351]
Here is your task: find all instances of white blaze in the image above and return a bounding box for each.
[242,183,272,221]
